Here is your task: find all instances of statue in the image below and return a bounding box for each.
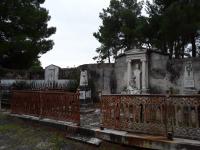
[80,70,88,86]
[133,64,141,90]
[127,63,141,94]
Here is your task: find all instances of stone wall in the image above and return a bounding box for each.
[115,55,127,93]
[148,52,170,94]
[79,63,115,95]
[114,51,200,94]
[149,53,200,94]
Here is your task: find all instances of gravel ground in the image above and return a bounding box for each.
[0,112,138,150]
[80,109,101,128]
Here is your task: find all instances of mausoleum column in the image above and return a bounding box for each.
[142,59,147,90]
[127,60,132,87]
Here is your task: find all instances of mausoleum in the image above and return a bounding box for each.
[115,48,200,94]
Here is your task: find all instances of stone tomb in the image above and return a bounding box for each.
[45,64,59,82]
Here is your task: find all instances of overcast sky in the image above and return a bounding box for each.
[40,0,110,68]
[40,0,147,68]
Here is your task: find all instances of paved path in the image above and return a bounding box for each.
[80,109,101,128]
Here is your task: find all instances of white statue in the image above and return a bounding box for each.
[80,70,88,86]
[127,63,141,94]
[133,64,141,90]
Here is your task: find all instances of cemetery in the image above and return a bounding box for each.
[1,0,200,149]
[0,48,200,150]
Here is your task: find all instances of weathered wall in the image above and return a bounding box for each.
[149,53,200,94]
[79,63,115,95]
[114,51,200,94]
[148,52,170,94]
[115,55,127,93]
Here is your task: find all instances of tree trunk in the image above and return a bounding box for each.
[175,41,179,59]
[169,42,173,59]
[181,38,185,58]
[191,36,196,57]
[108,51,111,63]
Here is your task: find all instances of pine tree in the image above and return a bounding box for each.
[93,0,143,63]
[146,0,200,58]
[0,0,56,69]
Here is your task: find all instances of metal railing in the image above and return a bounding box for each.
[11,90,80,125]
[101,94,200,140]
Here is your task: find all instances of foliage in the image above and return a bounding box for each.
[64,80,79,92]
[94,0,200,62]
[12,81,31,90]
[149,86,162,94]
[93,0,143,63]
[0,0,56,69]
[168,87,180,94]
[29,59,43,72]
[146,0,200,58]
[166,60,181,83]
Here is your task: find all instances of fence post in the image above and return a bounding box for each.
[100,94,104,130]
[165,93,173,140]
[0,91,1,111]
[39,91,43,119]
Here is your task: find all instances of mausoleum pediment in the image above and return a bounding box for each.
[125,48,148,55]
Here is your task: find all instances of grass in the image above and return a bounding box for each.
[0,112,137,150]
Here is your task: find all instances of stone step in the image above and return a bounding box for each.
[65,125,102,146]
[66,135,102,146]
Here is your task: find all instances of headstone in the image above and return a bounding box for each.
[80,70,88,86]
[79,70,92,106]
[184,61,195,88]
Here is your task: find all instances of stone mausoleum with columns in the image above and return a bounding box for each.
[125,49,149,94]
[114,48,200,95]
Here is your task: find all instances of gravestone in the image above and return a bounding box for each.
[184,61,195,88]
[79,70,92,106]
[183,61,197,94]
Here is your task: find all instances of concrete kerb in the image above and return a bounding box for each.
[7,113,200,150]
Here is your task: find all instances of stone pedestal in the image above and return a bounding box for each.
[79,88,92,106]
[79,70,92,107]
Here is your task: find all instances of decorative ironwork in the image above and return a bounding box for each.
[11,91,80,124]
[168,95,200,140]
[101,94,200,140]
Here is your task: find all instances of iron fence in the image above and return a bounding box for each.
[11,90,80,125]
